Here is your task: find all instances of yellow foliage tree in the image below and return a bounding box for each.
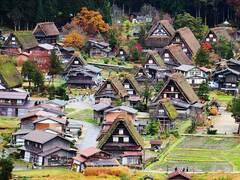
[63,31,85,49]
[73,7,109,34]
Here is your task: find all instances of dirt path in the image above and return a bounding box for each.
[212,107,239,134]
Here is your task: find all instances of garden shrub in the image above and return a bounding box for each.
[103,58,109,64]
[207,128,217,135]
[84,166,130,177]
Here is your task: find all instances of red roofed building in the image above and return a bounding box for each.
[168,170,191,180]
[71,147,119,172]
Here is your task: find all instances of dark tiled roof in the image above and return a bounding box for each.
[0,91,28,100]
[80,147,101,158]
[23,130,58,144]
[85,158,120,167]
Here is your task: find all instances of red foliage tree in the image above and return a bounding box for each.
[201,42,212,51]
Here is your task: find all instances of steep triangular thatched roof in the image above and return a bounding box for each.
[97,114,144,149]
[33,22,59,36]
[153,73,199,104]
[64,55,87,72]
[145,20,175,48]
[161,99,178,120]
[122,74,143,95]
[95,77,128,98]
[7,31,38,50]
[174,27,200,55]
[145,50,166,68]
[209,27,234,41]
[162,44,192,65]
[0,56,22,88]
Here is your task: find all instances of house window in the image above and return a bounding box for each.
[123,137,129,143]
[26,141,29,145]
[164,58,170,62]
[120,51,124,55]
[107,83,111,88]
[17,100,22,105]
[12,37,15,41]
[119,129,124,135]
[113,136,118,142]
[209,34,213,38]
[213,38,217,42]
[163,93,167,98]
[148,59,153,64]
[164,53,169,58]
[171,86,174,92]
[74,61,79,64]
[175,93,178,99]
[35,143,38,147]
[183,48,188,52]
[128,90,134,95]
[39,144,42,148]
[181,43,185,47]
[176,38,180,42]
[124,83,130,88]
[206,38,210,42]
[138,72,143,76]
[12,41,16,45]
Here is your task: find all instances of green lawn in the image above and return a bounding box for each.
[147,136,240,172]
[0,116,19,135]
[67,108,97,125]
[209,91,234,106]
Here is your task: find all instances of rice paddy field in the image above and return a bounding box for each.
[147,136,240,172]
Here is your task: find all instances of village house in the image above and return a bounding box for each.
[71,147,119,172]
[174,65,209,88]
[63,55,87,74]
[0,91,31,117]
[133,67,152,86]
[145,20,175,49]
[149,99,178,131]
[97,115,144,168]
[168,170,191,180]
[94,78,128,104]
[143,50,168,81]
[212,59,240,95]
[203,26,236,44]
[115,46,129,61]
[170,27,200,59]
[20,130,76,166]
[93,103,113,123]
[160,44,192,70]
[151,73,200,118]
[66,65,102,88]
[48,99,67,112]
[2,31,38,55]
[58,47,75,63]
[121,75,143,107]
[83,40,111,57]
[33,22,60,44]
[150,140,162,151]
[11,129,31,146]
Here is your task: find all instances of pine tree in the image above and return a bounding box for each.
[48,50,63,84]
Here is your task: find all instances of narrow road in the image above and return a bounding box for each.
[68,119,100,150]
[212,107,239,134]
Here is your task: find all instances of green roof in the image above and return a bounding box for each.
[0,57,22,88]
[14,31,38,50]
[97,115,144,149]
[162,99,178,120]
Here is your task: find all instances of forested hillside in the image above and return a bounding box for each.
[0,0,239,30]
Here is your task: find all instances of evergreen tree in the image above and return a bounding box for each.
[154,81,165,92]
[195,47,209,66]
[32,70,44,92]
[213,37,234,59]
[48,50,63,83]
[0,158,14,180]
[197,82,210,101]
[21,60,37,88]
[146,119,160,136]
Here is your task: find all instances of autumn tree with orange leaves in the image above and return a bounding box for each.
[63,31,85,49]
[73,7,110,35]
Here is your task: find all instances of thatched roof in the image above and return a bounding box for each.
[161,99,178,120]
[64,55,87,72]
[153,73,199,104]
[33,22,59,36]
[0,57,22,88]
[145,20,175,48]
[145,50,166,68]
[209,27,235,41]
[175,27,200,55]
[97,114,144,149]
[14,31,38,50]
[122,74,143,95]
[95,77,128,98]
[162,44,192,65]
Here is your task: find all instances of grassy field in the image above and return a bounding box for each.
[67,108,97,125]
[209,91,234,106]
[147,136,240,172]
